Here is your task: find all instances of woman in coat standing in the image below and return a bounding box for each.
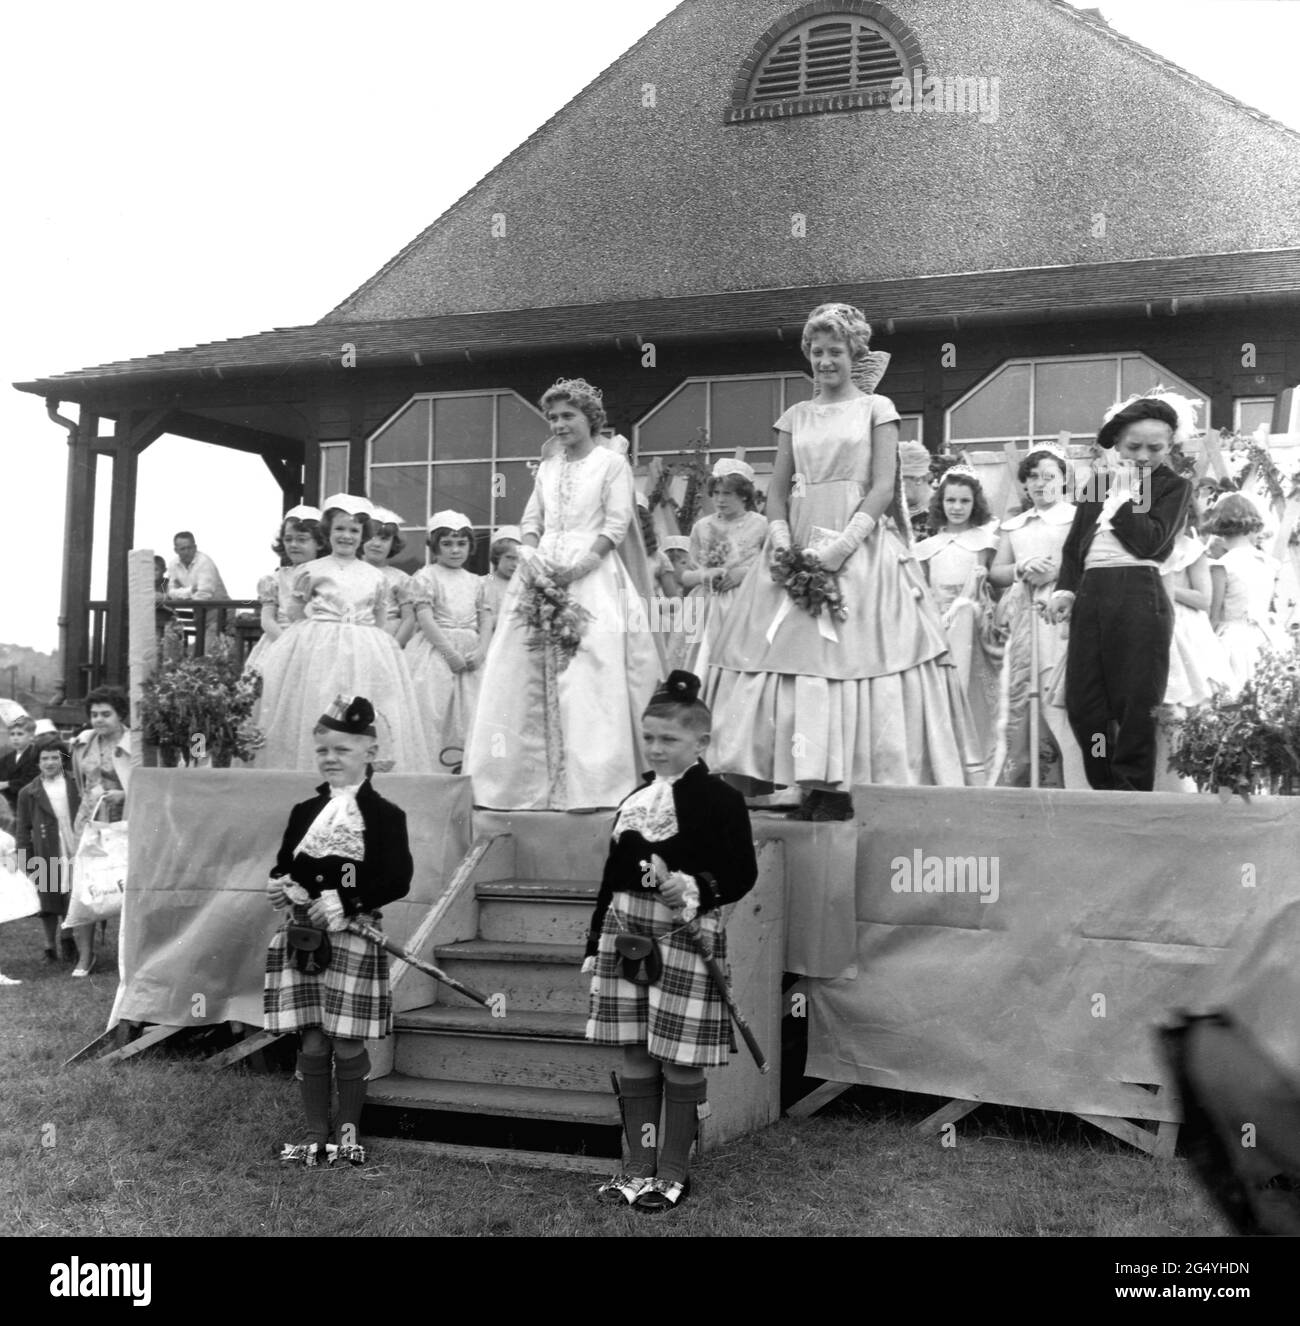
[15,734,81,966]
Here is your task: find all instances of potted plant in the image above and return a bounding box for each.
[140,627,265,767]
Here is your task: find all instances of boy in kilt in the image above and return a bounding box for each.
[264,695,413,1167]
[583,670,757,1212]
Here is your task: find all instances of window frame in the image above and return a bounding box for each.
[632,372,815,467]
[1233,396,1276,437]
[317,442,349,505]
[366,389,549,566]
[944,352,1211,449]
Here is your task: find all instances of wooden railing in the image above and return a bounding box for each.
[159,598,263,667]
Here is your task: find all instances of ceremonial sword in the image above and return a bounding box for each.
[344,918,495,1010]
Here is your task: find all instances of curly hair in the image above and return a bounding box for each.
[707,472,758,511]
[1207,493,1265,538]
[1017,449,1071,485]
[321,508,379,553]
[540,378,607,435]
[800,302,873,361]
[929,474,993,530]
[272,516,328,561]
[85,686,130,723]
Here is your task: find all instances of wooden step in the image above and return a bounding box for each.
[432,940,588,1014]
[367,1073,620,1125]
[393,1007,618,1092]
[476,883,597,946]
[374,1136,614,1175]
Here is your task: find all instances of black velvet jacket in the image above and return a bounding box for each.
[1057,463,1193,596]
[584,760,758,958]
[271,777,413,917]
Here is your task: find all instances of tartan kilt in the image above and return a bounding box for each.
[586,890,736,1067]
[263,913,392,1041]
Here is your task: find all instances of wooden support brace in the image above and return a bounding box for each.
[97,1023,186,1065]
[62,1024,123,1067]
[206,1030,285,1071]
[915,1097,982,1135]
[786,1079,853,1119]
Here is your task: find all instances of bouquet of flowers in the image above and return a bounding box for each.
[140,627,265,766]
[1165,645,1300,795]
[770,546,848,621]
[515,568,595,672]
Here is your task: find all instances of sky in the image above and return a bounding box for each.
[3,0,1299,655]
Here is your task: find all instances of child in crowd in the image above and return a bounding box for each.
[15,734,80,966]
[583,671,757,1212]
[677,460,768,677]
[987,445,1085,788]
[244,506,328,677]
[913,466,1001,762]
[656,536,692,670]
[404,512,493,772]
[482,526,522,621]
[361,507,415,646]
[264,696,413,1167]
[1208,494,1285,693]
[0,716,39,823]
[256,495,433,773]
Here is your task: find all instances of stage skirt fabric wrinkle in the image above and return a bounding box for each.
[703,396,983,788]
[264,916,391,1041]
[586,891,734,1067]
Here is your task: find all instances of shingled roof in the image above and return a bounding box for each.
[17,248,1300,396]
[325,0,1300,322]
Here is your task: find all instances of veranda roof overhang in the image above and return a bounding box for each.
[16,248,1300,407]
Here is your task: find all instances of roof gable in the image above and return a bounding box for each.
[331,1,1299,322]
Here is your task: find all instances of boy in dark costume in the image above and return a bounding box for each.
[583,671,758,1212]
[264,695,413,1167]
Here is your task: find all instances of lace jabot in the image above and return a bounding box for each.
[295,783,366,861]
[613,762,699,844]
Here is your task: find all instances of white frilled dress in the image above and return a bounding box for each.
[404,564,487,770]
[1213,545,1285,693]
[244,566,298,676]
[989,501,1085,789]
[466,446,662,810]
[1161,534,1233,707]
[703,395,984,789]
[255,555,433,773]
[376,565,410,629]
[913,523,1002,760]
[683,511,769,677]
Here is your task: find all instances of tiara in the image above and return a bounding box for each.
[1024,442,1072,466]
[943,463,980,482]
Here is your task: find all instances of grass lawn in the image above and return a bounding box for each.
[0,914,1227,1238]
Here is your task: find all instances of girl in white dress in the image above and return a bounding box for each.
[1153,513,1235,791]
[677,460,769,678]
[405,512,493,772]
[913,467,1001,762]
[482,526,522,623]
[1209,494,1285,692]
[987,446,1086,788]
[361,506,414,646]
[704,304,983,818]
[244,506,327,677]
[466,379,662,810]
[256,496,433,773]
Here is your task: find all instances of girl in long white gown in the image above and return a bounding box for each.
[676,461,768,678]
[912,467,1001,763]
[243,506,326,678]
[361,506,415,647]
[256,499,433,773]
[405,513,492,772]
[466,379,662,810]
[703,304,984,816]
[1209,495,1286,693]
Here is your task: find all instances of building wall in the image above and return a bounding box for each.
[330,0,1300,320]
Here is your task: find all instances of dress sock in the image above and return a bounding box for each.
[334,1048,371,1147]
[658,1078,708,1185]
[296,1050,333,1147]
[619,1072,664,1177]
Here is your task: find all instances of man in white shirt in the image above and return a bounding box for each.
[166,531,228,601]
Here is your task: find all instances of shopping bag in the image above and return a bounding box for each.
[65,798,128,927]
[0,829,39,924]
